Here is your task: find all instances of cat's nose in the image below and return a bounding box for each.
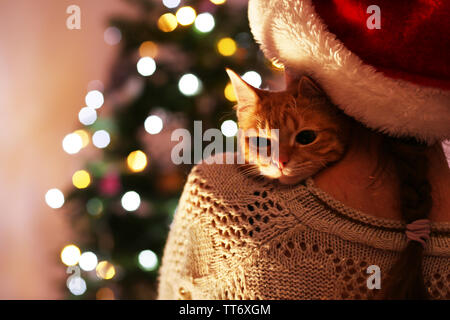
[277,155,289,169]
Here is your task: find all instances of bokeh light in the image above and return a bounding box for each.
[104,27,122,45]
[144,115,163,135]
[221,120,238,137]
[121,191,141,212]
[96,287,115,300]
[78,107,97,126]
[92,130,111,149]
[137,57,156,77]
[217,37,237,56]
[210,0,226,5]
[178,73,202,96]
[74,129,90,148]
[176,6,196,26]
[85,90,104,109]
[138,250,158,271]
[72,170,91,189]
[162,0,181,9]
[79,251,98,271]
[96,261,116,280]
[45,188,65,209]
[194,13,215,33]
[127,150,148,172]
[62,133,83,154]
[67,276,87,296]
[61,244,81,266]
[139,41,158,58]
[157,13,178,32]
[87,198,104,216]
[242,71,262,88]
[224,82,237,102]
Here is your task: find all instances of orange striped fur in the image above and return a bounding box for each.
[227,69,350,185]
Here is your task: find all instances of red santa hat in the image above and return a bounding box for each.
[248,0,450,143]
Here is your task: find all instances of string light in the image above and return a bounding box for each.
[78,107,97,126]
[139,41,158,58]
[221,120,238,137]
[144,115,163,134]
[92,130,111,149]
[178,73,202,96]
[162,0,180,9]
[45,188,65,209]
[157,13,178,32]
[67,276,87,296]
[62,133,83,154]
[121,191,141,212]
[194,13,215,33]
[127,150,148,172]
[79,251,98,271]
[61,244,81,266]
[137,57,156,77]
[85,90,104,109]
[224,82,237,102]
[138,250,158,271]
[217,37,237,56]
[72,170,91,189]
[176,6,196,26]
[74,129,89,148]
[242,71,262,88]
[104,27,122,46]
[210,0,226,5]
[96,261,116,280]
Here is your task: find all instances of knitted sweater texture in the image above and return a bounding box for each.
[157,159,450,300]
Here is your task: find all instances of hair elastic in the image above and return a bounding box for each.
[405,219,431,247]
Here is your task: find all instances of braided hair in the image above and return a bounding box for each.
[379,136,432,299]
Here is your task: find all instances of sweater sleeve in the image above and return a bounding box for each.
[157,166,215,300]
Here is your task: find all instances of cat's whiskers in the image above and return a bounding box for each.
[288,161,319,175]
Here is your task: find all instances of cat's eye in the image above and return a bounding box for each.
[295,130,317,145]
[249,137,271,148]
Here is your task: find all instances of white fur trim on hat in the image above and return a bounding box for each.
[248,0,450,143]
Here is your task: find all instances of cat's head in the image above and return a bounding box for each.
[226,68,349,185]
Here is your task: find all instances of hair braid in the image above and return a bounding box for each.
[380,136,432,299]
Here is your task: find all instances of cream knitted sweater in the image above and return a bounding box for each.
[157,159,450,300]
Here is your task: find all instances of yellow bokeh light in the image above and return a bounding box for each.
[61,244,81,266]
[127,150,148,172]
[224,82,237,102]
[217,37,237,56]
[74,129,90,148]
[96,287,115,300]
[72,170,91,189]
[96,261,116,280]
[176,6,196,26]
[210,0,226,4]
[139,41,159,58]
[157,13,178,32]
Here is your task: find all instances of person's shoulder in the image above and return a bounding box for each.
[185,153,250,197]
[183,153,302,256]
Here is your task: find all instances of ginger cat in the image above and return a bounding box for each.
[226,68,350,185]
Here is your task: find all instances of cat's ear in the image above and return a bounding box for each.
[226,68,260,110]
[298,76,324,98]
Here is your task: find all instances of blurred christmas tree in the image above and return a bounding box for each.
[60,0,283,299]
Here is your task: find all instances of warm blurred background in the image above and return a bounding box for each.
[0,0,284,299]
